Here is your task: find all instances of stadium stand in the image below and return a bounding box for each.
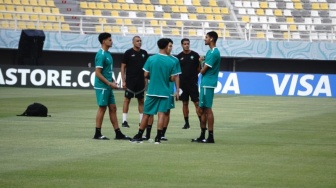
[0,0,335,41]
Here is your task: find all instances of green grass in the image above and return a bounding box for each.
[0,87,335,188]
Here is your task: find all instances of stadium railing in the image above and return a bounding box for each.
[1,11,335,43]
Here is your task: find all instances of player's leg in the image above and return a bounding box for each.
[162,95,174,140]
[200,88,215,143]
[192,87,207,142]
[93,89,109,140]
[144,115,154,140]
[122,90,134,128]
[154,97,170,144]
[136,92,144,126]
[107,91,131,140]
[182,101,190,129]
[180,83,190,129]
[130,96,157,143]
[190,82,201,128]
[161,110,170,141]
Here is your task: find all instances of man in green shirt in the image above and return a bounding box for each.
[93,32,130,141]
[192,31,220,144]
[130,38,180,144]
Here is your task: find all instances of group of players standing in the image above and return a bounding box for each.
[92,31,220,144]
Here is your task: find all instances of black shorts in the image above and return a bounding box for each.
[179,81,199,102]
[125,79,145,99]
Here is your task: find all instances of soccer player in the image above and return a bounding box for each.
[162,38,181,141]
[121,36,149,128]
[142,38,181,142]
[176,38,202,129]
[130,38,180,144]
[191,31,220,144]
[93,32,130,140]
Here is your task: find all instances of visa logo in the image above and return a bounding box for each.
[267,74,332,97]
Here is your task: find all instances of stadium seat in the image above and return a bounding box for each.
[284,10,292,16]
[294,3,303,9]
[269,2,277,9]
[260,2,268,9]
[242,16,250,23]
[85,9,93,16]
[214,15,222,21]
[80,2,88,9]
[312,3,320,10]
[43,7,51,14]
[248,8,256,15]
[96,2,105,9]
[12,0,20,5]
[193,0,201,6]
[274,9,283,16]
[88,2,96,9]
[34,7,42,13]
[167,0,174,5]
[265,9,273,16]
[252,2,260,8]
[29,14,38,21]
[209,0,217,6]
[221,7,229,14]
[257,31,265,39]
[256,9,264,15]
[6,5,15,12]
[113,3,122,10]
[121,4,129,10]
[204,7,212,14]
[159,0,167,5]
[51,8,59,14]
[176,0,183,5]
[196,7,203,13]
[21,14,29,20]
[163,13,171,19]
[189,13,197,20]
[146,5,154,11]
[48,15,56,22]
[171,28,180,35]
[235,1,243,8]
[94,10,102,16]
[46,0,54,6]
[243,1,251,8]
[30,0,38,6]
[104,3,112,9]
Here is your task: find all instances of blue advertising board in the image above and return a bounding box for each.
[0,66,335,97]
[214,72,335,97]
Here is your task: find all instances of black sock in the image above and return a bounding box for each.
[156,129,163,140]
[208,130,213,140]
[138,129,144,137]
[184,117,189,125]
[146,125,152,138]
[200,128,207,138]
[162,127,167,137]
[115,128,123,136]
[95,128,101,136]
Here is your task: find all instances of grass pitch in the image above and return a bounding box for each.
[0,87,335,188]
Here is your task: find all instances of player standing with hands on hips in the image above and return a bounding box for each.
[192,31,220,144]
[93,32,130,141]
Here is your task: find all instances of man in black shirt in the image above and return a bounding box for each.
[176,38,202,129]
[121,36,149,128]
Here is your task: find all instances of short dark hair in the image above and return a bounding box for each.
[157,38,170,49]
[207,31,218,43]
[166,38,173,44]
[181,38,190,44]
[98,32,111,44]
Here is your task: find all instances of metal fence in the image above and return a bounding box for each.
[1,11,335,43]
